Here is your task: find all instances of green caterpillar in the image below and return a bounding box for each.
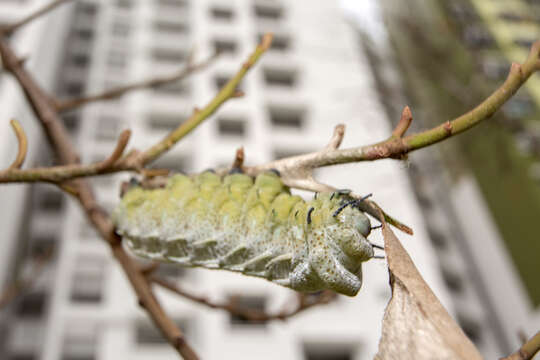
[112,171,376,296]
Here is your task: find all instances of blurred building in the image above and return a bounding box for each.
[370,0,540,356]
[0,0,503,359]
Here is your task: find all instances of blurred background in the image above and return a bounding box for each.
[0,0,539,359]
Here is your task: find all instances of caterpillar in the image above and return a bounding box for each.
[112,170,377,296]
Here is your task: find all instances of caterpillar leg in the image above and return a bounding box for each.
[241,251,275,274]
[265,253,292,280]
[309,248,362,296]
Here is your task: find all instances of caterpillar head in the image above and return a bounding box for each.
[291,194,375,296]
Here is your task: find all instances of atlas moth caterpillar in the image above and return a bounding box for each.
[112,170,380,296]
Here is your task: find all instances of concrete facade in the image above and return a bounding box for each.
[1,1,456,359]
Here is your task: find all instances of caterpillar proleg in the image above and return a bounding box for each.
[112,171,376,296]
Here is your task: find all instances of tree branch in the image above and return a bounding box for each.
[55,52,220,112]
[0,0,75,36]
[501,331,540,360]
[0,34,274,184]
[149,275,337,322]
[247,41,540,172]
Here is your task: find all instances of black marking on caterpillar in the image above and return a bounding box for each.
[112,171,375,296]
[306,207,315,225]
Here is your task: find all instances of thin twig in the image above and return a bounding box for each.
[0,0,75,36]
[1,37,537,198]
[56,52,220,112]
[0,35,78,164]
[150,275,337,322]
[231,147,245,170]
[7,119,28,169]
[98,130,131,169]
[501,331,540,360]
[135,33,273,166]
[325,124,345,150]
[391,106,413,139]
[0,131,133,183]
[245,41,540,180]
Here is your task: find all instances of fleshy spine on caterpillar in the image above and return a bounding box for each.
[112,170,382,296]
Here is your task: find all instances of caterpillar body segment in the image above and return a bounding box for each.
[113,171,375,296]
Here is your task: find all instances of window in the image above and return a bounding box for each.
[148,112,187,132]
[30,234,57,257]
[116,0,133,9]
[214,75,231,90]
[303,344,356,360]
[457,313,482,344]
[71,53,90,68]
[16,292,47,318]
[263,67,297,87]
[258,33,290,51]
[218,117,245,137]
[426,225,447,249]
[210,7,234,21]
[155,263,186,279]
[441,267,463,293]
[253,4,283,20]
[153,20,189,35]
[214,75,243,91]
[63,82,85,97]
[268,106,305,128]
[153,81,191,96]
[37,189,64,212]
[77,2,98,17]
[150,154,189,173]
[152,48,188,64]
[74,28,94,41]
[8,355,35,360]
[213,39,237,54]
[229,295,266,327]
[157,0,188,8]
[62,112,81,132]
[136,319,190,344]
[62,326,96,360]
[70,257,105,303]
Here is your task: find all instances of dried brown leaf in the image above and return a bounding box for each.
[375,224,483,360]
